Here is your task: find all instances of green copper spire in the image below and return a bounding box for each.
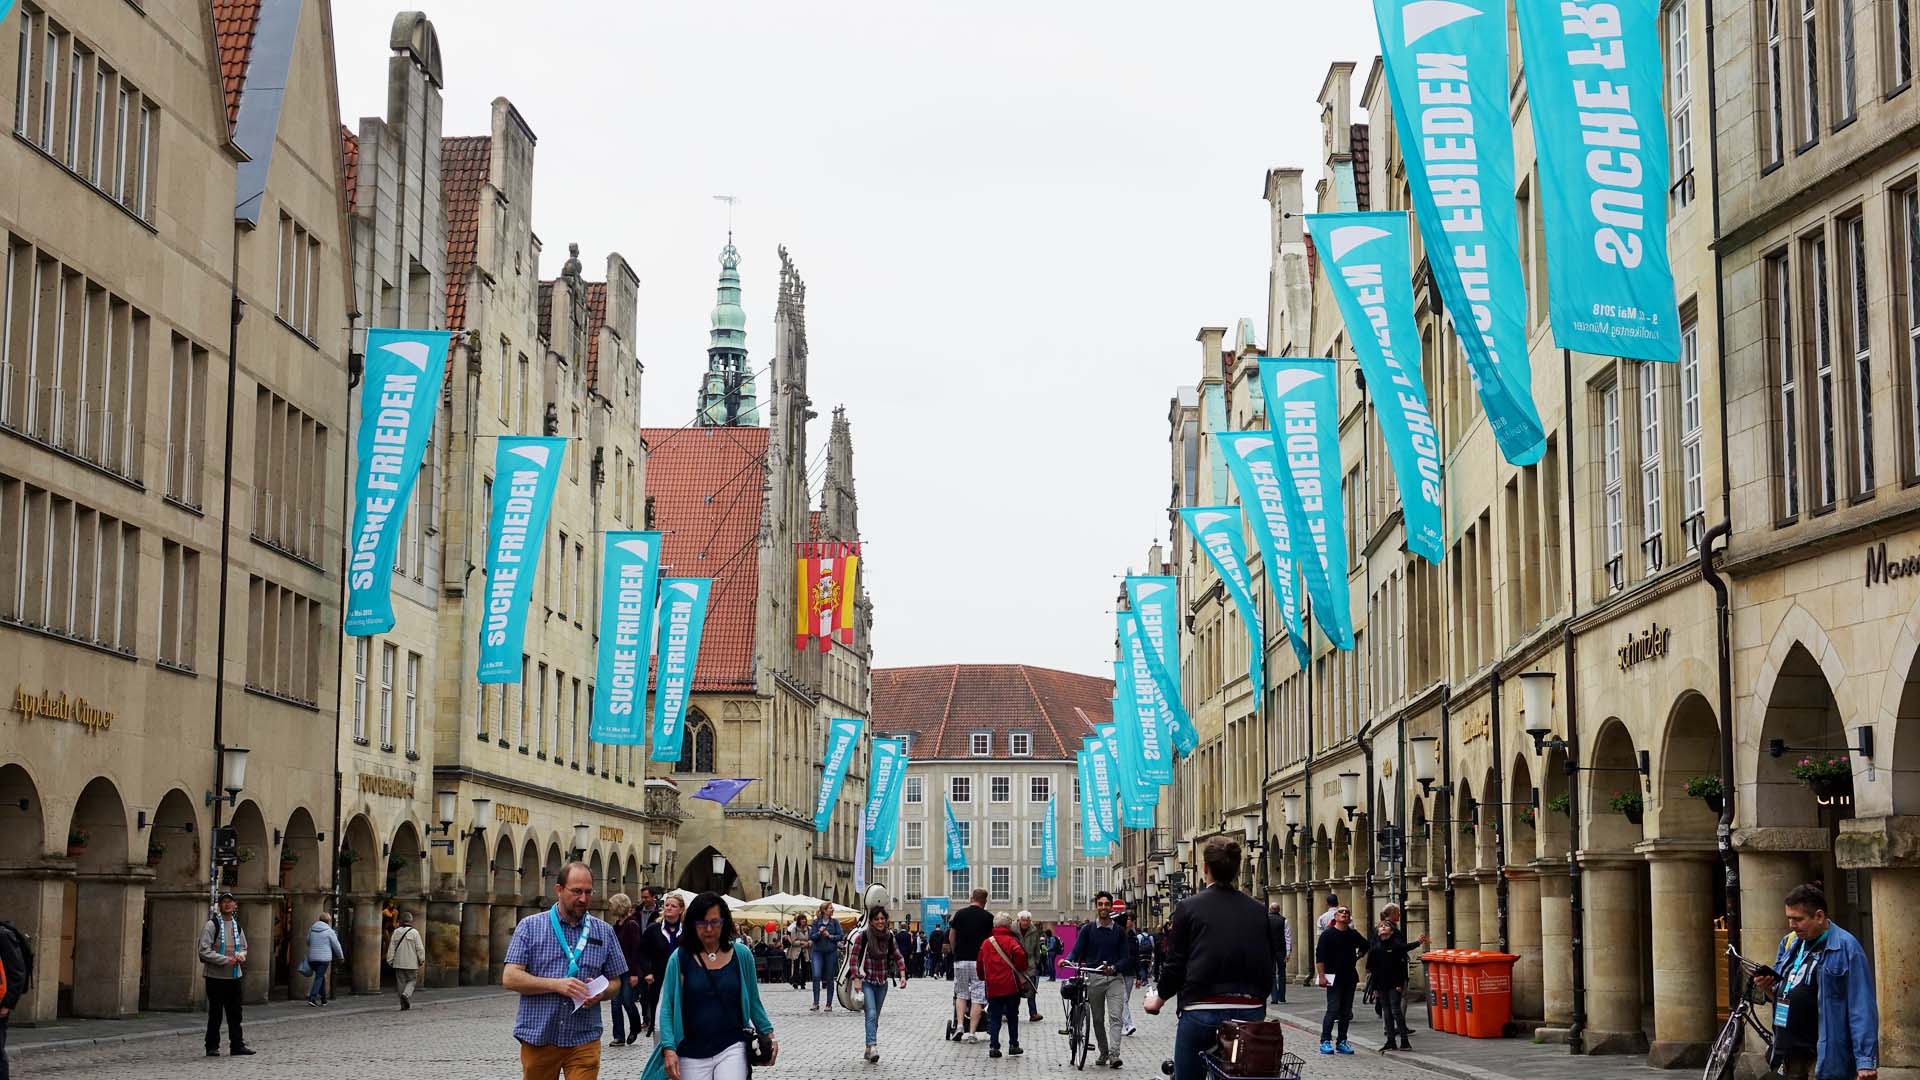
[697,236,759,426]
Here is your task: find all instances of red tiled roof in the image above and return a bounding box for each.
[871,665,1112,762]
[1351,124,1371,212]
[341,126,358,213]
[808,510,821,541]
[641,426,773,693]
[585,282,607,388]
[440,136,492,332]
[213,1,261,130]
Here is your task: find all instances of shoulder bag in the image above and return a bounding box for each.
[694,951,774,1071]
[986,937,1033,995]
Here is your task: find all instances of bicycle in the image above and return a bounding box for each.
[1704,944,1777,1080]
[1057,960,1093,1070]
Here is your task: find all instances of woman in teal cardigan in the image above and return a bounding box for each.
[641,892,777,1080]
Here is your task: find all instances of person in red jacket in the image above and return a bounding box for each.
[977,912,1030,1058]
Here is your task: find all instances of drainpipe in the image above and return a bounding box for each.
[1440,685,1455,947]
[1491,671,1508,952]
[1563,347,1588,1055]
[1363,739,1376,928]
[1396,709,1408,907]
[209,275,245,907]
[1701,523,1739,973]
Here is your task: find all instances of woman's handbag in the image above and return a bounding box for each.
[296,957,312,978]
[695,956,774,1070]
[986,937,1033,995]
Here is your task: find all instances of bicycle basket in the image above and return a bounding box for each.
[1061,980,1086,1003]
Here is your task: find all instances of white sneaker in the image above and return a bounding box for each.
[964,1032,979,1043]
[1123,1026,1138,1037]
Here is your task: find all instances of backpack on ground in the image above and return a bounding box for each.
[0,919,35,998]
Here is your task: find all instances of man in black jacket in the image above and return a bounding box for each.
[1145,837,1280,1080]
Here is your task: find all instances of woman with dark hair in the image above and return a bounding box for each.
[640,893,776,1080]
[848,907,908,1063]
[808,900,844,1012]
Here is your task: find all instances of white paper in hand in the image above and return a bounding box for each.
[572,975,609,1011]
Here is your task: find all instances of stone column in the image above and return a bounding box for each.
[1476,870,1500,952]
[490,896,519,983]
[1580,857,1648,1055]
[1869,866,1920,1080]
[426,899,461,988]
[1424,877,1448,951]
[1646,850,1717,1068]
[1451,875,1479,952]
[1404,896,1431,996]
[352,898,381,993]
[1506,868,1543,1021]
[146,892,204,1010]
[70,874,144,1017]
[288,893,326,1003]
[1537,861,1573,1032]
[227,893,270,1005]
[0,872,62,1022]
[461,899,492,985]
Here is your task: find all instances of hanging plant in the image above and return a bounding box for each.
[1519,806,1537,828]
[1458,820,1476,837]
[66,828,90,857]
[1607,791,1645,826]
[146,841,166,867]
[1685,775,1724,814]
[1547,793,1572,817]
[338,849,360,867]
[1791,755,1852,799]
[235,847,255,864]
[280,849,300,865]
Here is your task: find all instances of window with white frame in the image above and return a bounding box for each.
[1073,775,1081,803]
[380,643,396,750]
[1029,820,1045,849]
[1010,732,1031,756]
[1640,369,1665,572]
[1895,0,1915,89]
[905,820,924,849]
[1903,190,1920,480]
[1029,866,1052,900]
[1837,0,1858,120]
[990,775,1011,803]
[1601,381,1625,592]
[955,821,972,850]
[990,866,1011,901]
[352,638,368,742]
[905,775,924,804]
[1800,0,1821,145]
[950,775,972,803]
[949,868,971,898]
[905,866,924,901]
[970,732,990,756]
[1808,232,1838,508]
[1767,0,1787,164]
[991,820,1011,848]
[1072,866,1088,905]
[1669,1,1694,208]
[1843,214,1875,496]
[404,652,419,756]
[1030,775,1051,803]
[1772,251,1802,517]
[1680,318,1706,551]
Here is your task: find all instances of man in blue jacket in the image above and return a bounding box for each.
[1758,883,1878,1080]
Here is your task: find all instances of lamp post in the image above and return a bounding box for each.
[570,824,591,862]
[758,864,772,898]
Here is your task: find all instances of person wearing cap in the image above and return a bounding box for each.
[387,909,426,1010]
[1066,892,1134,1069]
[198,891,254,1057]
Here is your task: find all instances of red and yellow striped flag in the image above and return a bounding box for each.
[795,542,861,652]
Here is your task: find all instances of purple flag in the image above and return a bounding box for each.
[691,778,754,806]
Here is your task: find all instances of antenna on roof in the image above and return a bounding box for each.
[712,194,739,242]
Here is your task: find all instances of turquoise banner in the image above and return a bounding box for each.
[1304,213,1445,563]
[1077,751,1110,858]
[1084,736,1121,844]
[590,532,663,746]
[1116,613,1175,783]
[944,799,969,871]
[863,737,907,862]
[1124,577,1196,757]
[1216,431,1310,670]
[1516,0,1681,361]
[1099,721,1158,829]
[1041,795,1058,879]
[813,716,865,833]
[1373,0,1546,465]
[345,329,451,635]
[1178,506,1265,700]
[1259,359,1354,650]
[478,436,566,682]
[649,578,712,760]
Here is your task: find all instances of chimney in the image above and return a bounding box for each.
[1318,62,1356,162]
[1197,327,1228,378]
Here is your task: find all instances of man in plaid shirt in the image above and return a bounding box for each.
[503,862,627,1079]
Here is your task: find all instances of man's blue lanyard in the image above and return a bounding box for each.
[1784,932,1825,993]
[549,908,589,979]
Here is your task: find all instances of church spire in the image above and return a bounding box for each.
[696,238,759,426]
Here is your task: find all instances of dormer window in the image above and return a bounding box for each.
[970,732,990,757]
[1009,732,1031,757]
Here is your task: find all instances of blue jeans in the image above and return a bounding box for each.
[610,977,642,1043]
[986,994,1021,1050]
[812,950,836,1006]
[1173,1007,1267,1080]
[305,960,330,1003]
[862,979,888,1045]
[1320,983,1356,1043]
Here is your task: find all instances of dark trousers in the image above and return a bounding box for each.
[640,976,662,1030]
[1173,1006,1266,1080]
[1,1009,11,1080]
[1379,984,1408,1041]
[204,977,244,1051]
[611,978,642,1043]
[985,994,1021,1050]
[1319,982,1356,1043]
[1271,959,1288,1002]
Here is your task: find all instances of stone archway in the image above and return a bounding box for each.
[1504,755,1543,1021]
[63,776,133,1017]
[519,837,541,911]
[276,808,324,999]
[488,832,519,984]
[1644,691,1723,1067]
[340,814,383,994]
[1581,719,1650,1055]
[678,846,735,896]
[388,821,426,899]
[141,789,203,1011]
[0,765,47,1019]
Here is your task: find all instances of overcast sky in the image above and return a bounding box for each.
[333,2,1382,679]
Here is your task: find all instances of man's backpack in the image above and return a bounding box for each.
[0,919,34,998]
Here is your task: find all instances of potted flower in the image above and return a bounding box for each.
[338,849,360,869]
[1459,820,1476,837]
[1519,806,1538,828]
[1791,755,1852,799]
[145,841,166,868]
[235,847,255,865]
[1547,793,1572,817]
[1685,775,1724,814]
[66,828,89,858]
[279,849,299,868]
[1608,791,1645,826]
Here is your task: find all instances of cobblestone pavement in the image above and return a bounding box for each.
[12,978,1446,1080]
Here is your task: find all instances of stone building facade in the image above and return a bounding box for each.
[0,0,353,1018]
[873,664,1110,926]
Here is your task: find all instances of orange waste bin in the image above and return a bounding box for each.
[1434,951,1461,1033]
[1459,952,1519,1039]
[1419,951,1446,1031]
[1446,951,1476,1034]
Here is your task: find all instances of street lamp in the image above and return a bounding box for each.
[711,852,728,878]
[1519,671,1556,752]
[461,798,490,841]
[206,745,250,806]
[645,841,663,876]
[1338,772,1362,821]
[571,823,592,860]
[1281,793,1302,840]
[434,791,457,835]
[758,864,772,897]
[1409,736,1451,797]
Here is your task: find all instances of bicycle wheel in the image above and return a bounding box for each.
[1702,1012,1745,1080]
[1071,1001,1091,1069]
